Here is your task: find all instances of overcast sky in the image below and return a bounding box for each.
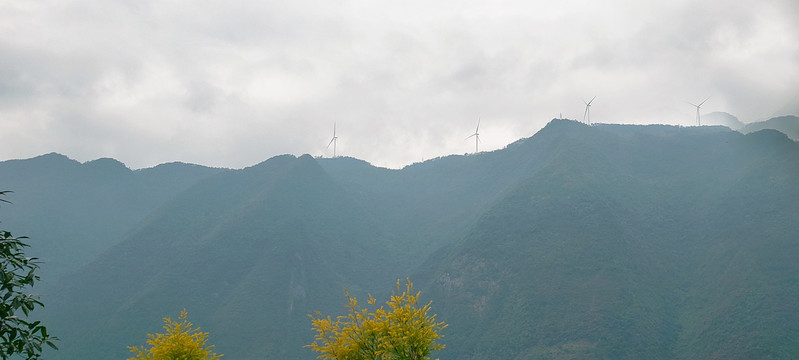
[1,0,798,169]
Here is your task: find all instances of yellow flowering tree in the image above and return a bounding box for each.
[128,309,222,360]
[308,279,446,360]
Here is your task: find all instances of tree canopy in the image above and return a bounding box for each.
[128,309,221,360]
[0,191,57,359]
[308,279,446,360]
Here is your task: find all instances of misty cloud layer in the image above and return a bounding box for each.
[1,0,797,169]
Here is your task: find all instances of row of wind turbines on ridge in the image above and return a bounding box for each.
[326,97,711,157]
[579,96,711,125]
[326,120,482,158]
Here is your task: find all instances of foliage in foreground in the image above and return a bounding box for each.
[0,191,57,359]
[308,279,447,360]
[128,309,222,360]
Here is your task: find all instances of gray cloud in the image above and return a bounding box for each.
[1,0,797,169]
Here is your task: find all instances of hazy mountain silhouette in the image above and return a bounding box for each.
[703,111,744,129]
[741,115,799,141]
[3,119,798,359]
[0,153,223,286]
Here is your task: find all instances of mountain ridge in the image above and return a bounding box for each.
[1,118,798,359]
[0,153,224,283]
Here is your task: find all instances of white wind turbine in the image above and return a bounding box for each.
[583,96,596,125]
[327,123,338,158]
[465,118,481,153]
[688,97,710,126]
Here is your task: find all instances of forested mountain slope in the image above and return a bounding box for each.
[416,121,799,359]
[0,153,223,285]
[45,154,393,359]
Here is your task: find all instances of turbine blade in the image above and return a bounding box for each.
[588,96,596,105]
[476,117,481,132]
[698,96,710,107]
[466,133,476,140]
[327,138,335,148]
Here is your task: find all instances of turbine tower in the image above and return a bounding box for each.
[583,96,596,125]
[465,118,481,153]
[327,122,338,158]
[688,97,710,126]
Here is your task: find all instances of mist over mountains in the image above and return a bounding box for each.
[1,117,798,359]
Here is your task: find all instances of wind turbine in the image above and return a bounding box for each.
[688,97,710,126]
[583,96,596,125]
[465,118,481,153]
[327,122,338,158]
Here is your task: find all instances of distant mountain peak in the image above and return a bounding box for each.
[245,153,298,170]
[22,152,79,166]
[741,114,799,141]
[82,157,129,169]
[703,111,744,129]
